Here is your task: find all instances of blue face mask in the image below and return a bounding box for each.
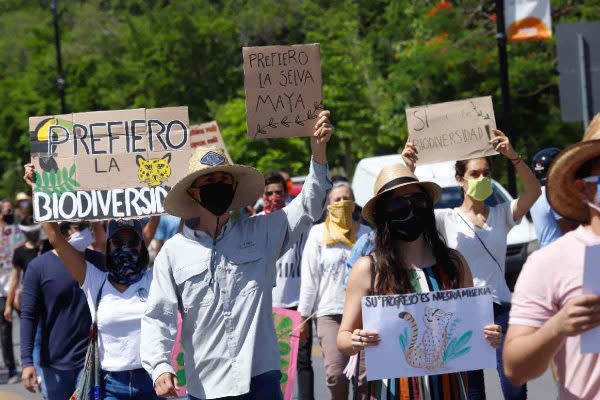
[108,247,144,285]
[583,176,600,213]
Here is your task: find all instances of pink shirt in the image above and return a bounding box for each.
[510,226,600,400]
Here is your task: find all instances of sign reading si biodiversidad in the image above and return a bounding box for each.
[29,107,191,222]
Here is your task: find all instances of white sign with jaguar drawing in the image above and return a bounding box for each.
[362,287,496,380]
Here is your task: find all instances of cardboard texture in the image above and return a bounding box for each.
[243,43,323,139]
[406,96,498,165]
[190,121,232,160]
[505,0,552,43]
[29,107,191,222]
[362,288,496,380]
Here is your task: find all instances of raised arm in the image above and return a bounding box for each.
[267,111,333,257]
[24,163,87,284]
[490,129,541,222]
[337,256,379,356]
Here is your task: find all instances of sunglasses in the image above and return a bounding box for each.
[385,192,430,219]
[110,237,141,248]
[265,190,284,197]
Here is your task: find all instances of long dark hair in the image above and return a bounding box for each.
[372,189,461,294]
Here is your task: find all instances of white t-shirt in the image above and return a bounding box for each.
[298,223,371,317]
[81,262,152,371]
[435,201,518,303]
[272,232,307,308]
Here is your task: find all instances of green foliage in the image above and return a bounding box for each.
[444,330,472,362]
[34,165,79,195]
[1,0,599,198]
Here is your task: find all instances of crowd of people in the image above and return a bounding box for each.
[0,110,596,400]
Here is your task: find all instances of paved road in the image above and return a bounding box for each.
[0,318,556,400]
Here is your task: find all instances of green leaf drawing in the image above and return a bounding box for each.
[280,358,289,369]
[176,352,185,366]
[280,372,288,384]
[34,164,80,195]
[398,327,408,353]
[279,341,291,355]
[444,330,473,362]
[276,316,293,337]
[455,331,472,351]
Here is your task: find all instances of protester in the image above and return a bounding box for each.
[14,192,32,224]
[402,129,541,399]
[504,116,600,399]
[5,217,41,322]
[298,181,370,400]
[266,171,314,400]
[530,147,578,247]
[336,164,502,399]
[20,221,104,400]
[141,110,333,400]
[0,199,23,383]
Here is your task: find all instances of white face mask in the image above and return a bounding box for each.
[68,228,93,252]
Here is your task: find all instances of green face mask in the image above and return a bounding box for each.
[465,176,493,202]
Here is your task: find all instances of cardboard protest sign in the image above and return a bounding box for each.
[362,287,496,380]
[29,107,191,222]
[273,307,301,400]
[406,96,498,165]
[243,43,323,139]
[170,309,300,399]
[581,245,600,353]
[505,0,552,43]
[190,121,231,160]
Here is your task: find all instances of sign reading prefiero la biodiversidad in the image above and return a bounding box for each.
[405,96,498,165]
[29,107,191,222]
[242,43,323,139]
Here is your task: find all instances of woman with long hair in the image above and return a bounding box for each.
[337,164,501,399]
[24,163,163,400]
[298,181,371,400]
[403,129,541,400]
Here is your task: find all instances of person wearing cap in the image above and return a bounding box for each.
[141,110,333,400]
[19,221,103,400]
[530,147,578,247]
[14,192,33,224]
[337,164,502,399]
[504,115,600,399]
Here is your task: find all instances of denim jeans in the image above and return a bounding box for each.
[103,368,163,400]
[33,324,48,399]
[467,303,527,400]
[41,366,83,400]
[188,370,283,400]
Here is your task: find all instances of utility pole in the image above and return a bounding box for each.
[494,0,517,197]
[51,0,67,113]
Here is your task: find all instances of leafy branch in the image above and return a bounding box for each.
[254,101,325,137]
[471,101,490,120]
[34,164,80,195]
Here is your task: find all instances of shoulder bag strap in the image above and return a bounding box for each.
[456,213,503,273]
[94,278,107,324]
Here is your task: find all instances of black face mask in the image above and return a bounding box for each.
[2,214,14,225]
[388,209,424,242]
[198,182,236,216]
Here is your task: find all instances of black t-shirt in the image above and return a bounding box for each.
[12,245,39,276]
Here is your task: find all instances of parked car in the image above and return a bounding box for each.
[352,155,538,291]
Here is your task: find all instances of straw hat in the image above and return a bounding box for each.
[362,164,442,225]
[547,114,600,223]
[164,146,264,219]
[15,192,31,202]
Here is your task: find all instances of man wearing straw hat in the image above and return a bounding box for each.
[503,114,600,399]
[141,111,334,399]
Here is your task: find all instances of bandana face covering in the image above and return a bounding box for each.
[323,199,356,247]
[262,193,286,214]
[109,247,144,285]
[465,176,493,202]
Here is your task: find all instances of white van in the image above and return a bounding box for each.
[351,155,539,290]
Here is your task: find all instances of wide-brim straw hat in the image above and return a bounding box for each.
[164,146,264,219]
[362,163,442,225]
[547,114,600,223]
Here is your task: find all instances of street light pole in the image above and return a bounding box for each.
[51,0,67,114]
[494,0,517,197]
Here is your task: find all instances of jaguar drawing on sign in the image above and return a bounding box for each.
[398,306,460,370]
[136,153,172,187]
